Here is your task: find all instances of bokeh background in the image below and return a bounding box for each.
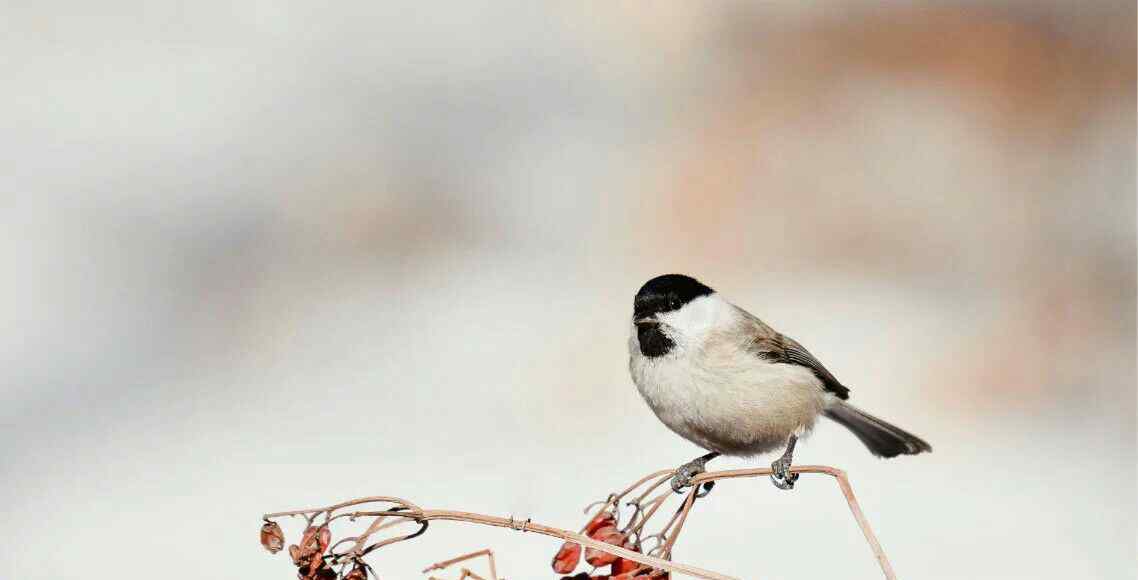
[2,2,1134,579]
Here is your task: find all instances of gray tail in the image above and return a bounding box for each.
[824,402,932,458]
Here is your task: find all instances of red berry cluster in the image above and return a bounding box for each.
[550,511,668,580]
[290,524,336,579]
[260,520,369,580]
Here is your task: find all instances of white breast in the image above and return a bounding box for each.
[628,295,829,457]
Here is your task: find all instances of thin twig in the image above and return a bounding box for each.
[460,568,486,580]
[686,465,896,580]
[661,486,700,559]
[263,496,420,519]
[616,469,675,502]
[628,472,675,506]
[423,548,498,580]
[626,491,670,538]
[397,509,732,580]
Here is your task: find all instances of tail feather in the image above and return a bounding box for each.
[824,402,932,458]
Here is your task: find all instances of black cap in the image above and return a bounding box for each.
[633,274,714,319]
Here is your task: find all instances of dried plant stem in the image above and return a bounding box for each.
[459,568,486,580]
[580,469,674,533]
[626,491,670,538]
[660,486,699,559]
[405,509,733,580]
[264,496,420,520]
[423,548,498,580]
[684,465,897,580]
[262,465,895,580]
[617,469,675,501]
[266,503,733,579]
[348,516,396,555]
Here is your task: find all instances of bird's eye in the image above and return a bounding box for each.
[669,296,678,309]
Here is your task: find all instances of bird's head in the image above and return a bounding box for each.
[633,274,714,323]
[632,274,718,357]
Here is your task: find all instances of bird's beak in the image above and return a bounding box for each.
[634,316,656,326]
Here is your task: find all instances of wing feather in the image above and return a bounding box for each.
[738,307,851,400]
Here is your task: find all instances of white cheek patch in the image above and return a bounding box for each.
[656,294,730,348]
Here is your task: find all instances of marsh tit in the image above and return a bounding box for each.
[629,274,931,491]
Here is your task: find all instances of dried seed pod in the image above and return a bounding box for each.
[316,526,331,552]
[343,562,368,580]
[584,546,618,567]
[611,558,640,575]
[298,526,320,553]
[260,521,285,554]
[308,556,327,577]
[551,541,582,573]
[588,524,617,540]
[306,562,337,580]
[584,529,626,567]
[584,512,617,536]
[291,525,331,578]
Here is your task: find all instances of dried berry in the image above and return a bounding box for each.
[301,562,337,580]
[584,512,617,536]
[298,526,321,554]
[611,558,640,575]
[584,546,618,567]
[587,524,616,540]
[289,525,332,578]
[316,526,331,552]
[343,562,368,580]
[585,529,625,567]
[552,541,582,573]
[260,521,285,554]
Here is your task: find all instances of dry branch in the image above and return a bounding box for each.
[423,548,499,580]
[687,466,896,579]
[259,464,896,580]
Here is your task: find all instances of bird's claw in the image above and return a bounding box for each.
[769,473,798,490]
[769,457,798,491]
[670,458,709,494]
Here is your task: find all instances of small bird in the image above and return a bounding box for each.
[628,274,931,491]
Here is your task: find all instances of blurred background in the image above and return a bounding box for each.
[1,2,1134,578]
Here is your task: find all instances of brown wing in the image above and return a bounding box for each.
[739,309,851,400]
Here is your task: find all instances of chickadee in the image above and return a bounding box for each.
[629,274,931,491]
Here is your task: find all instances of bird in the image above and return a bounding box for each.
[628,273,931,491]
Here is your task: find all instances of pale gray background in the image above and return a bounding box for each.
[2,2,1134,579]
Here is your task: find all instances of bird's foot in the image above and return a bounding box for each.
[769,456,799,491]
[671,457,710,493]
